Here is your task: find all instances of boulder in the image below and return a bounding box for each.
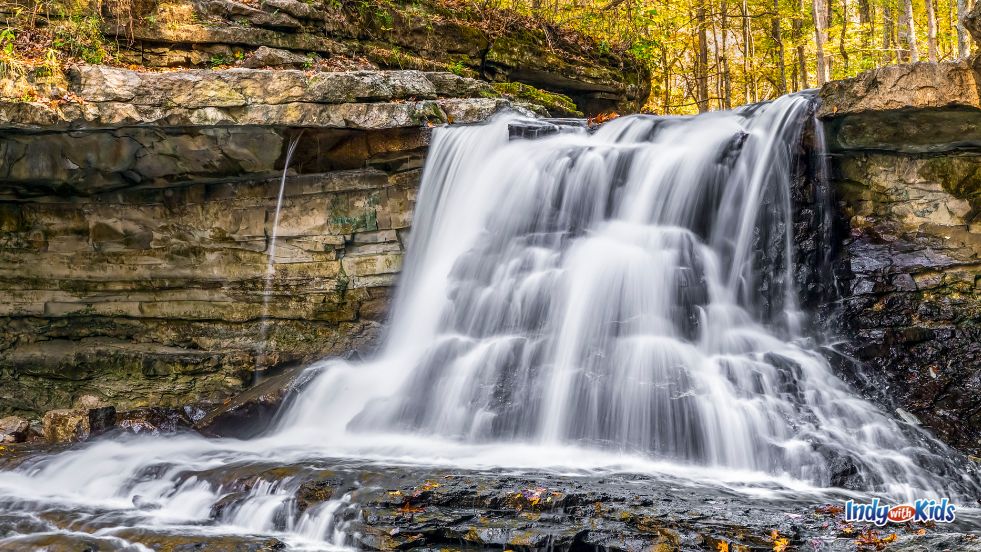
[239,46,310,69]
[0,416,30,443]
[195,365,308,438]
[42,406,117,443]
[818,60,981,117]
[819,61,981,153]
[116,407,194,435]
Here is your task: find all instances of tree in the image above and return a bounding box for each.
[957,0,972,57]
[696,0,711,111]
[925,0,938,60]
[900,0,920,61]
[497,0,977,113]
[793,0,810,88]
[772,0,788,93]
[882,6,896,63]
[814,0,830,83]
[839,0,851,73]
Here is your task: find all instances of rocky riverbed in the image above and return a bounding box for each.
[1,439,980,551]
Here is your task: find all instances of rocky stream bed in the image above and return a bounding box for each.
[1,439,980,552]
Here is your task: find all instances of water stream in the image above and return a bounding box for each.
[256,134,303,372]
[1,96,978,549]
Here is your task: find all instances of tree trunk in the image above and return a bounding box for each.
[839,0,850,73]
[663,47,671,114]
[794,0,809,89]
[721,0,733,107]
[925,0,938,61]
[741,0,753,102]
[900,0,920,61]
[858,0,873,67]
[696,2,710,112]
[814,0,830,83]
[957,0,971,58]
[882,6,895,64]
[773,0,788,94]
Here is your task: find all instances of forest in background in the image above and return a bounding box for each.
[481,0,976,112]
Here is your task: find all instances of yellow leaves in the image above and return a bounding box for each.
[588,111,620,126]
[855,528,898,550]
[815,504,844,515]
[398,502,424,514]
[716,541,730,552]
[508,486,559,511]
[769,530,790,552]
[416,480,441,493]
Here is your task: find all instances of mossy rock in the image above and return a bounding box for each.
[492,82,582,117]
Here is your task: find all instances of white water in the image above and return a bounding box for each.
[2,98,979,548]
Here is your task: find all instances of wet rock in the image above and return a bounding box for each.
[818,70,981,458]
[195,365,307,438]
[110,529,287,551]
[295,479,335,512]
[0,416,30,443]
[116,407,194,435]
[41,406,116,443]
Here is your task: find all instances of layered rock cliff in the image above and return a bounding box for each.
[0,64,542,417]
[0,0,649,116]
[819,61,981,457]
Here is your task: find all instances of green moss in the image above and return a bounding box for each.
[492,82,582,117]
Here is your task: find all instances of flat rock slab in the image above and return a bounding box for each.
[818,60,981,118]
[0,65,534,130]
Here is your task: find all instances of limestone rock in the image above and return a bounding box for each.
[108,23,348,56]
[818,60,981,117]
[0,416,30,443]
[0,66,528,130]
[74,394,110,409]
[42,406,116,443]
[195,0,303,30]
[239,46,309,68]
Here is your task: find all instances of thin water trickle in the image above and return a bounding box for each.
[1,98,979,548]
[256,134,303,373]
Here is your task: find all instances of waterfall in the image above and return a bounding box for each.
[256,134,302,372]
[1,96,978,547]
[284,95,977,497]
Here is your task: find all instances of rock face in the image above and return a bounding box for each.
[1,65,525,129]
[93,0,649,115]
[0,65,535,419]
[819,60,981,456]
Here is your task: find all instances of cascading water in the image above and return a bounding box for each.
[1,96,979,549]
[256,135,303,372]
